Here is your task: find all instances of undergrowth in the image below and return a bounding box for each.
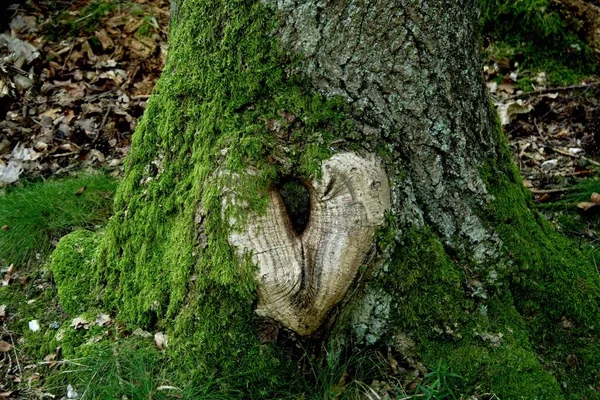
[479,0,598,85]
[45,1,114,40]
[0,173,116,267]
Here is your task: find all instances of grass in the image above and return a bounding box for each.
[479,0,598,85]
[45,1,114,40]
[0,173,116,267]
[407,363,462,400]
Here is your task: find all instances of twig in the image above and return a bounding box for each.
[564,170,594,177]
[3,327,22,381]
[50,151,79,158]
[83,89,118,102]
[61,43,75,71]
[507,81,600,100]
[551,147,600,167]
[74,13,93,23]
[530,188,573,195]
[94,106,112,143]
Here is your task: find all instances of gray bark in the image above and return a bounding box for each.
[268,0,502,267]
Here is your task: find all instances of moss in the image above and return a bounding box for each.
[376,226,561,398]
[44,0,600,397]
[479,0,598,85]
[50,230,102,315]
[479,124,600,399]
[43,0,354,395]
[368,105,600,398]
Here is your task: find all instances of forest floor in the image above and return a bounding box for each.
[1,0,600,399]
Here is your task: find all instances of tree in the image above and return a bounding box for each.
[50,0,600,398]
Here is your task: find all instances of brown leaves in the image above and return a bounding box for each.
[0,341,13,352]
[1,265,15,286]
[0,0,170,186]
[578,192,600,212]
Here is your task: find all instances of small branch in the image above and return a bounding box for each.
[551,147,600,167]
[2,327,22,381]
[93,106,112,143]
[507,81,600,100]
[530,188,573,195]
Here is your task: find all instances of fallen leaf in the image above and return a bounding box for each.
[2,264,16,286]
[591,193,600,205]
[95,29,114,50]
[0,161,23,185]
[75,186,86,196]
[0,34,40,63]
[154,332,168,350]
[496,100,533,126]
[70,317,90,330]
[578,202,597,211]
[28,320,40,332]
[0,340,13,352]
[95,313,112,327]
[0,304,6,320]
[43,352,57,367]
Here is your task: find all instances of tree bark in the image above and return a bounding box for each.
[50,0,600,398]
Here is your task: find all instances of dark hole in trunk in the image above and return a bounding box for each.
[277,178,310,235]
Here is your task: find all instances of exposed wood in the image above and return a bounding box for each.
[229,152,391,335]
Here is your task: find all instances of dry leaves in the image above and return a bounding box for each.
[577,192,600,211]
[0,340,12,352]
[0,0,169,186]
[485,59,600,195]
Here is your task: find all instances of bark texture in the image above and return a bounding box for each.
[267,0,501,265]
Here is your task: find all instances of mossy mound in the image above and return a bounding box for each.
[51,230,101,315]
[51,0,349,395]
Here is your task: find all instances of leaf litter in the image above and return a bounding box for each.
[0,0,169,187]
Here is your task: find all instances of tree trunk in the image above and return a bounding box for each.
[50,0,600,398]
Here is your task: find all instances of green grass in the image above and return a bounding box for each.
[0,173,116,267]
[479,0,598,85]
[45,1,114,40]
[408,363,462,400]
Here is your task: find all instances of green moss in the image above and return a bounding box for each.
[378,227,563,398]
[43,0,600,397]
[479,0,598,85]
[370,105,600,398]
[41,0,354,395]
[479,126,600,398]
[50,230,102,315]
